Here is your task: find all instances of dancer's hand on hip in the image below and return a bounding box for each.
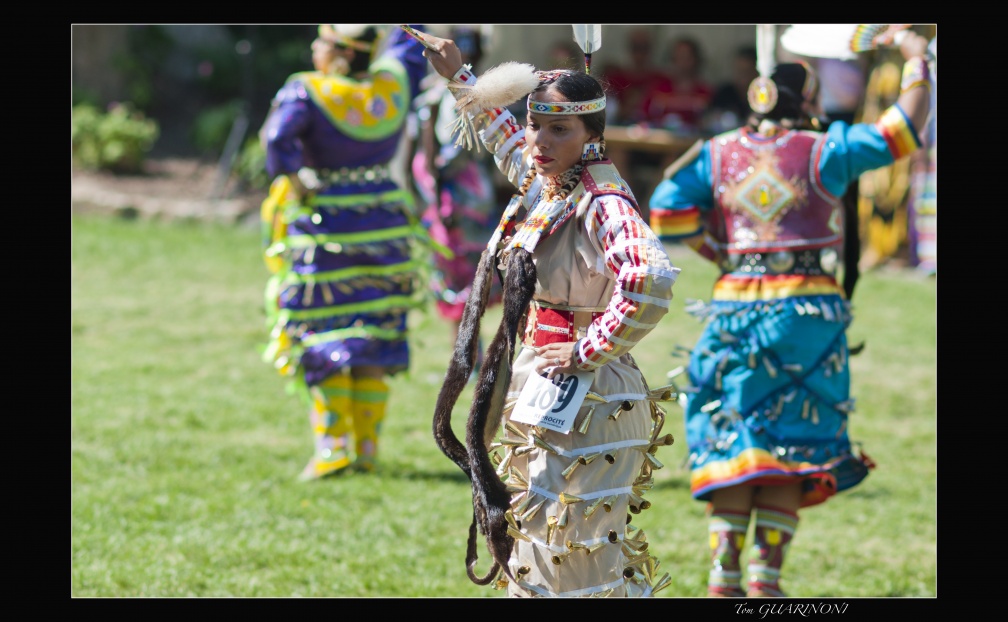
[534,342,577,379]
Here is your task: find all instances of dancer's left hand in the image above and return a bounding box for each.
[534,342,577,379]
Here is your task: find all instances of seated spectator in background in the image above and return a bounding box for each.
[548,39,584,71]
[703,44,759,134]
[640,35,713,133]
[601,27,673,126]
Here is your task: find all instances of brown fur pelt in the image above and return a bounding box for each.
[432,246,497,478]
[432,245,500,584]
[465,248,537,583]
[431,245,538,586]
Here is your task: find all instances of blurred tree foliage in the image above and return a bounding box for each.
[74,25,318,159]
[71,102,160,173]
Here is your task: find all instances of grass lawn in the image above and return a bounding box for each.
[71,213,936,600]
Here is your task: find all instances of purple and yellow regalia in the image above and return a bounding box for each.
[260,26,428,477]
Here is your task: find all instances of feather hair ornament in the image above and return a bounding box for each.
[572,24,602,73]
[451,61,540,152]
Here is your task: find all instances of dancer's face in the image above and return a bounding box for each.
[311,38,337,72]
[525,86,598,178]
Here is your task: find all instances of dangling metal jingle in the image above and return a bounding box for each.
[521,498,546,522]
[532,434,560,454]
[577,407,595,434]
[561,457,581,479]
[649,433,675,453]
[505,479,527,493]
[602,495,616,513]
[301,280,315,307]
[507,466,529,488]
[557,504,570,529]
[559,492,584,505]
[763,357,778,378]
[584,496,604,519]
[701,399,722,413]
[622,537,648,552]
[495,449,512,476]
[513,444,536,456]
[651,572,673,594]
[320,281,335,305]
[513,492,534,516]
[628,492,650,513]
[504,421,528,440]
[546,515,559,545]
[632,478,654,493]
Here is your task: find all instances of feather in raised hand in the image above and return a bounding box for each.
[451,61,539,152]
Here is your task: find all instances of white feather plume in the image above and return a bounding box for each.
[451,61,539,151]
[572,24,602,55]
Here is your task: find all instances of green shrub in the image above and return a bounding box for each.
[71,102,160,173]
[235,137,269,192]
[190,101,244,156]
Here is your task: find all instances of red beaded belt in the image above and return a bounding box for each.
[523,301,605,348]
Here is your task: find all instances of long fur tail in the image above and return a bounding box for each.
[465,249,537,584]
[432,247,497,478]
[431,246,503,585]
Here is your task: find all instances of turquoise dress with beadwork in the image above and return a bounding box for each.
[649,105,923,507]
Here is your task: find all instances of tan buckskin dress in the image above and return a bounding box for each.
[459,75,682,594]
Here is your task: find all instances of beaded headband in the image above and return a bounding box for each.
[528,96,607,115]
[526,69,606,115]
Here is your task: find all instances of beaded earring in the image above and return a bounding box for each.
[581,140,604,162]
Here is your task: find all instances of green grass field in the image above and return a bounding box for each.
[71,213,936,599]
